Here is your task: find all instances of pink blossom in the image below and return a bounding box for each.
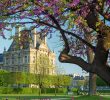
[54,0,59,2]
[107,0,110,6]
[20,15,25,19]
[68,0,80,7]
[0,23,4,29]
[80,6,90,18]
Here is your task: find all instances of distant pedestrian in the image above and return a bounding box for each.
[72,96,74,100]
[100,96,103,100]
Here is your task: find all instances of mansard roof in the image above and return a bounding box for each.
[0,54,3,62]
[8,41,16,51]
[7,29,49,51]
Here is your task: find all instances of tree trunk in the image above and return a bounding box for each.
[59,28,110,85]
[55,87,57,96]
[44,88,46,94]
[39,87,41,96]
[86,34,97,95]
[88,53,97,95]
[89,73,96,95]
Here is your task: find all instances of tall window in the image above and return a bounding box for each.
[6,57,8,65]
[12,54,14,64]
[18,66,21,71]
[18,53,20,64]
[25,55,28,63]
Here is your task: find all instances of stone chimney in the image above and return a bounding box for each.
[15,25,21,38]
[44,35,46,44]
[31,27,37,48]
[4,47,6,52]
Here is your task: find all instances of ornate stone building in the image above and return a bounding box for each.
[0,26,56,75]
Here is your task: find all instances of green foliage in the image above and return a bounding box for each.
[57,88,67,94]
[0,87,39,94]
[97,90,110,95]
[13,88,22,94]
[71,88,80,95]
[96,76,109,86]
[74,95,105,100]
[62,75,72,86]
[0,87,67,94]
[72,88,78,92]
[41,88,67,94]
[41,88,55,93]
[20,88,39,94]
[0,70,9,86]
[0,88,13,94]
[7,72,31,85]
[0,71,34,87]
[0,95,109,100]
[51,75,72,88]
[33,54,54,92]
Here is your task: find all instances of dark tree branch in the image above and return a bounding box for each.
[59,54,93,72]
[2,9,28,16]
[100,0,105,13]
[97,9,110,22]
[93,38,109,65]
[96,64,110,85]
[27,17,95,51]
[48,15,70,53]
[63,30,95,51]
[47,15,93,73]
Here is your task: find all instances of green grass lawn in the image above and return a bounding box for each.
[0,94,71,100]
[74,95,110,100]
[0,94,110,100]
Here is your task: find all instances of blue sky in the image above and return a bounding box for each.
[47,32,84,75]
[0,27,87,76]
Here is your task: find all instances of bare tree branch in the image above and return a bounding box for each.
[59,54,93,73]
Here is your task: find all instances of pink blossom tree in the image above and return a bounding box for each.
[1,0,110,84]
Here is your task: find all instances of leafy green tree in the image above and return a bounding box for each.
[51,75,62,96]
[34,54,53,95]
[51,75,71,96]
[0,70,9,87]
[7,72,30,87]
[61,75,72,88]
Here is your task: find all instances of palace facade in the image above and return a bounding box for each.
[0,26,56,75]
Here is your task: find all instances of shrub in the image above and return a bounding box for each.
[21,88,39,94]
[0,87,67,94]
[97,90,110,95]
[13,88,22,94]
[41,88,67,94]
[1,87,13,94]
[72,88,79,95]
[41,88,55,93]
[57,88,67,94]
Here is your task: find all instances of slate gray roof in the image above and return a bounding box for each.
[0,54,3,62]
[73,76,84,80]
[8,30,44,51]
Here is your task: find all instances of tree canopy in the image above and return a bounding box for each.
[0,0,110,84]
